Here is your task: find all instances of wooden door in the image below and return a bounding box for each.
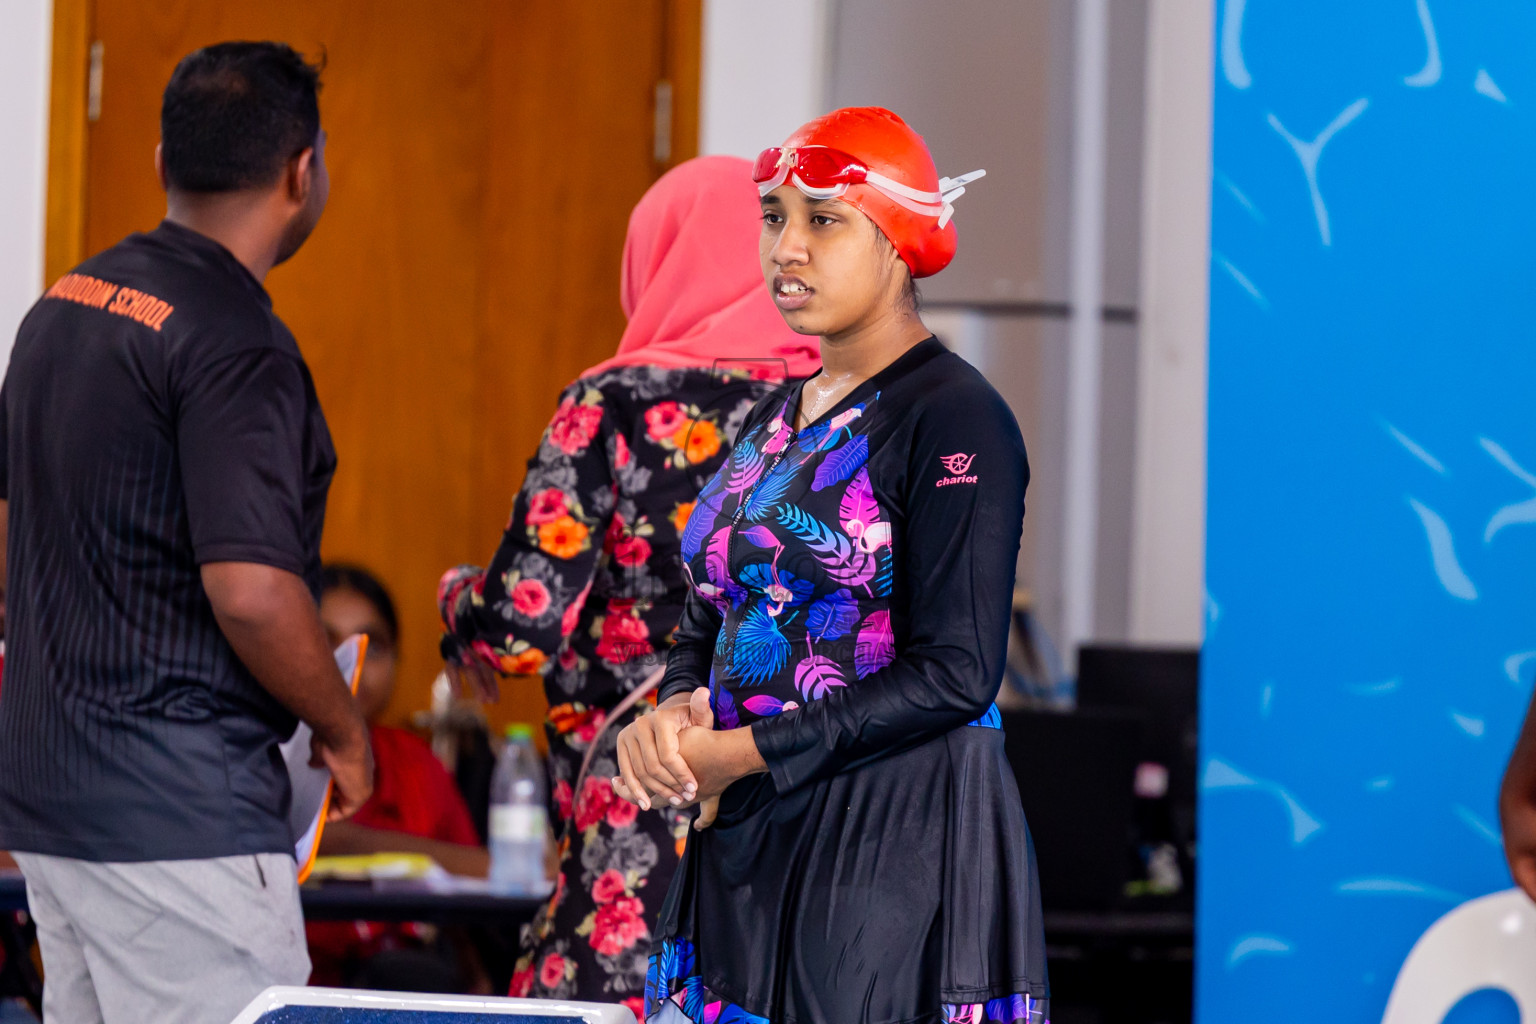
[49,0,700,734]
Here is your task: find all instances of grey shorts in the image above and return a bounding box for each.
[13,851,310,1024]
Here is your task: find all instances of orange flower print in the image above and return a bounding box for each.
[499,645,548,675]
[538,515,589,559]
[670,501,695,534]
[674,419,720,464]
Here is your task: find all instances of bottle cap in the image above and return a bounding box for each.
[505,723,535,742]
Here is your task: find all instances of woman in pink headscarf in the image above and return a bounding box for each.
[439,156,819,1008]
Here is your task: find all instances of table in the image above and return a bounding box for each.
[0,872,543,926]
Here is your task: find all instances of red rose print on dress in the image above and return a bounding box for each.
[538,951,570,990]
[589,896,649,957]
[511,578,552,618]
[561,581,592,637]
[549,396,604,456]
[509,963,535,997]
[596,604,652,663]
[613,533,652,568]
[645,401,688,440]
[575,775,614,831]
[605,796,638,830]
[526,487,569,525]
[591,868,627,904]
[553,779,574,821]
[575,708,607,745]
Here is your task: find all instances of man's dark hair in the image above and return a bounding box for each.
[161,42,323,193]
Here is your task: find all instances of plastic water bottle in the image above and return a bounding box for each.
[488,723,548,895]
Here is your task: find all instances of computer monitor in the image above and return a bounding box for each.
[1000,708,1142,911]
[1075,645,1199,877]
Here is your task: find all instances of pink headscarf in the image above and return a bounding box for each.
[582,155,822,380]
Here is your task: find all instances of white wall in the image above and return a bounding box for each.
[0,0,53,367]
[700,0,829,159]
[1128,0,1212,645]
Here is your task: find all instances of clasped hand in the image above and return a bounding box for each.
[612,687,730,829]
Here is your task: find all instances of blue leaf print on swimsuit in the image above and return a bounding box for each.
[681,977,706,1020]
[731,604,789,685]
[799,420,831,450]
[742,463,796,520]
[725,441,765,495]
[811,434,868,491]
[680,495,719,560]
[776,505,876,589]
[806,588,859,640]
[709,669,740,730]
[872,544,894,598]
[738,563,814,605]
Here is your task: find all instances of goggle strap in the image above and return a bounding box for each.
[939,169,987,195]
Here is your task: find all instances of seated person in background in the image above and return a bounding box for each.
[307,564,489,990]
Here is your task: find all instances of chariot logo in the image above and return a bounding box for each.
[937,452,977,487]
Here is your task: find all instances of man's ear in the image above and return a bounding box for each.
[287,146,316,205]
[154,143,167,190]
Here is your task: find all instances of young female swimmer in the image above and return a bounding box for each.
[614,107,1049,1024]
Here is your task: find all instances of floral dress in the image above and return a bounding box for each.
[644,339,1050,1024]
[440,364,791,1015]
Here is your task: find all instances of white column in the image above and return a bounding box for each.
[1063,0,1110,667]
[0,0,53,366]
[1128,0,1213,645]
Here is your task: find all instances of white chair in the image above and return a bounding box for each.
[1381,888,1536,1023]
[229,986,637,1024]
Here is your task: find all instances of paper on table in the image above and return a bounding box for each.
[280,634,368,884]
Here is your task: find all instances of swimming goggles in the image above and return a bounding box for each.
[753,145,985,229]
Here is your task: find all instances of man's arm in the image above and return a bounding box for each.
[201,561,373,819]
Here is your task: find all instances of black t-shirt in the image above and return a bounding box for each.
[0,220,335,862]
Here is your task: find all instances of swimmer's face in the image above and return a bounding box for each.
[320,584,395,723]
[760,186,911,338]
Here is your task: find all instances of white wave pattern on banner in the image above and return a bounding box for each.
[1382,421,1447,475]
[1204,757,1324,845]
[1480,437,1536,542]
[1227,935,1293,970]
[1347,678,1402,696]
[1450,710,1486,737]
[1504,651,1536,685]
[1452,805,1502,847]
[1221,0,1252,89]
[1404,0,1442,87]
[1212,252,1268,309]
[1406,498,1478,600]
[1267,99,1370,246]
[1337,877,1467,904]
[1215,169,1265,222]
[1475,69,1509,104]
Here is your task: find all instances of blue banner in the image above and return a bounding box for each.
[1202,3,1536,1021]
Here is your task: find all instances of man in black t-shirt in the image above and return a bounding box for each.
[0,43,373,1024]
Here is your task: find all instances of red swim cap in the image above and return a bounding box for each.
[761,107,983,279]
